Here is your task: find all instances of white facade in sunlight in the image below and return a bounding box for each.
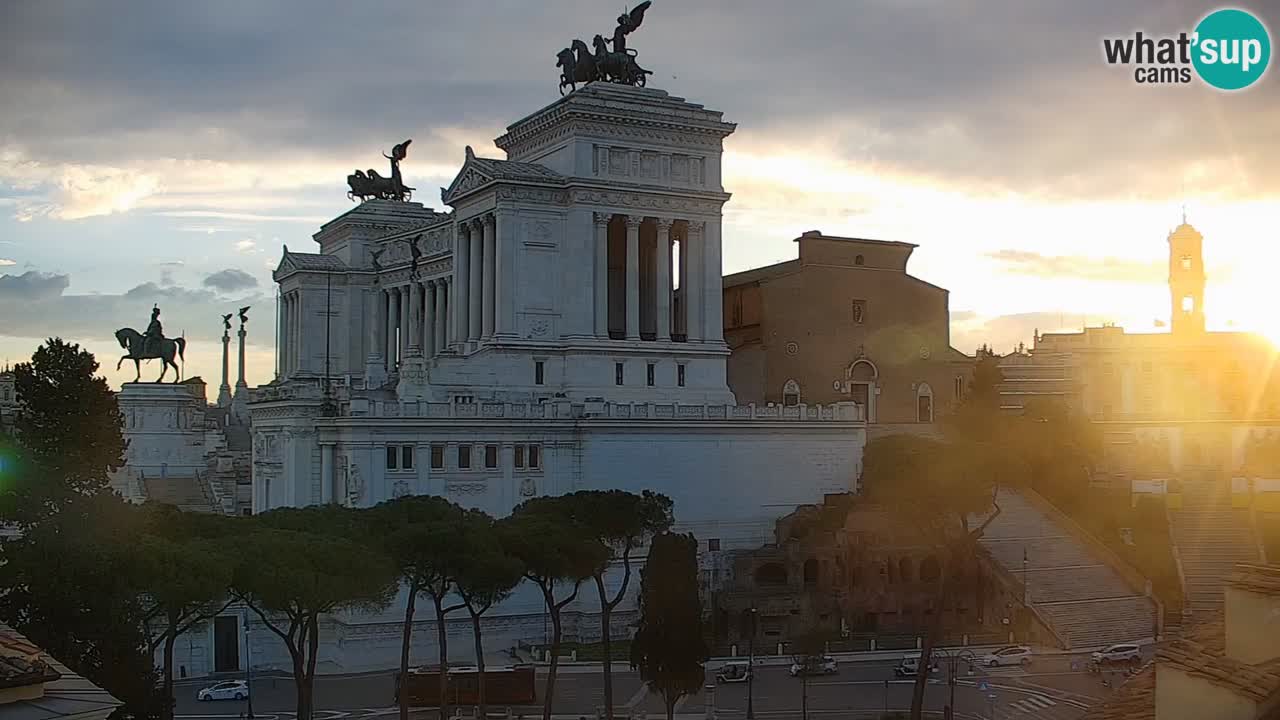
[208,84,866,676]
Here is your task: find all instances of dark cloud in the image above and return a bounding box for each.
[2,0,1277,201]
[202,268,258,293]
[0,270,70,301]
[985,249,1166,284]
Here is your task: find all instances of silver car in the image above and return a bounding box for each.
[197,680,249,701]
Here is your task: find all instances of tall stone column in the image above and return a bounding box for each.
[282,294,291,374]
[365,285,387,387]
[454,224,471,348]
[275,293,285,379]
[320,443,335,504]
[437,279,449,351]
[236,321,247,388]
[468,218,483,342]
[218,329,232,406]
[290,292,300,373]
[703,220,725,344]
[398,285,411,363]
[655,218,673,342]
[625,215,642,340]
[423,280,436,358]
[407,282,422,357]
[593,212,610,338]
[685,221,705,342]
[386,288,398,369]
[494,210,516,338]
[481,214,496,340]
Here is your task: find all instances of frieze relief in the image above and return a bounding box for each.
[499,120,725,159]
[447,482,488,496]
[495,187,570,205]
[571,189,722,215]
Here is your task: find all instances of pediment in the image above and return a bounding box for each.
[441,146,495,204]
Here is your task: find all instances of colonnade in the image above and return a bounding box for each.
[370,277,452,370]
[278,290,305,376]
[595,212,708,343]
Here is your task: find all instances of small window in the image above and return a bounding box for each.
[647,363,655,387]
[458,445,472,469]
[514,445,525,469]
[1182,295,1195,312]
[1180,255,1192,270]
[677,365,686,387]
[854,254,864,266]
[401,445,414,470]
[529,444,541,469]
[430,445,444,469]
[954,376,964,400]
[535,361,545,386]
[852,300,866,325]
[485,445,498,469]
[386,446,398,470]
[708,538,721,551]
[615,362,624,386]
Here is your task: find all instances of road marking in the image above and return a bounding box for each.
[623,683,648,709]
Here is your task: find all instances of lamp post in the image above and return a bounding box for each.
[244,616,255,719]
[747,608,757,720]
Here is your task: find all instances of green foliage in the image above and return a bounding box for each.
[454,511,523,613]
[3,338,125,526]
[629,533,707,719]
[504,496,609,589]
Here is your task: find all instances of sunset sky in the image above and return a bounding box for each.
[2,1,1277,389]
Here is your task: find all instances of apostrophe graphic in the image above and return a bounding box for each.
[1102,7,1271,90]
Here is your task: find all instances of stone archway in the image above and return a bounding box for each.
[846,359,878,422]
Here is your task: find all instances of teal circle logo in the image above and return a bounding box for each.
[1192,8,1271,90]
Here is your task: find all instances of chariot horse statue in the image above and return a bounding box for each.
[556,1,653,93]
[115,306,186,382]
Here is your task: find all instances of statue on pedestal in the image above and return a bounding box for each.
[347,140,415,203]
[557,1,653,94]
[114,305,187,383]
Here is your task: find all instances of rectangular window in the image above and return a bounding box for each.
[485,445,498,469]
[402,445,414,470]
[708,538,721,551]
[615,362,624,386]
[852,299,866,325]
[677,365,686,387]
[458,445,472,469]
[430,445,444,469]
[386,446,398,470]
[1181,255,1192,270]
[514,445,525,469]
[954,376,964,400]
[647,363,655,387]
[535,361,545,386]
[529,444,541,469]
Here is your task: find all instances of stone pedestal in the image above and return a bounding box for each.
[365,354,388,389]
[395,356,430,401]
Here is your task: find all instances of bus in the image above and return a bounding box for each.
[395,664,538,706]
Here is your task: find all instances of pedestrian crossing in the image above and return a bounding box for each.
[1008,694,1056,714]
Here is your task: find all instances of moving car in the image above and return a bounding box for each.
[789,655,838,677]
[197,680,249,701]
[715,661,752,684]
[1091,643,1142,668]
[977,646,1033,668]
[893,656,939,677]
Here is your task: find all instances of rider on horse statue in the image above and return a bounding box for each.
[144,306,165,356]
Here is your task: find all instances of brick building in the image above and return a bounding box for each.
[723,231,974,432]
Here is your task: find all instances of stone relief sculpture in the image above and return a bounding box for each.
[556,1,652,94]
[392,479,411,499]
[519,477,537,497]
[347,463,364,505]
[347,140,415,202]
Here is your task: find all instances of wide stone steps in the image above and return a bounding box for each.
[143,475,219,513]
[1170,501,1260,618]
[1037,597,1157,649]
[983,538,1098,569]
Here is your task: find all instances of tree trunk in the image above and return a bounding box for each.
[471,611,486,720]
[910,576,948,720]
[665,692,676,720]
[400,586,418,720]
[542,599,562,720]
[162,612,177,720]
[595,575,614,720]
[295,615,320,720]
[433,597,451,720]
[801,673,809,720]
[290,639,310,720]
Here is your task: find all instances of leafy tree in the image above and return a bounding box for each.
[372,496,469,720]
[453,511,523,720]
[861,433,1008,720]
[503,497,609,720]
[560,490,674,720]
[2,338,125,526]
[230,523,398,720]
[629,532,707,720]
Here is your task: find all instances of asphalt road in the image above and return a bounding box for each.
[173,650,1148,720]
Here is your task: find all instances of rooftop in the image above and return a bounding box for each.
[0,624,121,720]
[793,229,918,249]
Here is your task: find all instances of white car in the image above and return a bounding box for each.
[197,680,249,701]
[1091,643,1142,666]
[978,646,1033,667]
[789,655,838,677]
[893,656,939,677]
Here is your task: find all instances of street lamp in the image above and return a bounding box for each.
[746,608,757,720]
[934,648,975,720]
[244,615,255,720]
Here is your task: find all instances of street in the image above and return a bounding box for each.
[173,650,1145,720]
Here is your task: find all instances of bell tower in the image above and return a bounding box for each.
[1168,215,1205,336]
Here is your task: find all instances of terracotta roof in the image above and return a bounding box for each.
[1080,664,1155,720]
[0,625,59,690]
[0,624,121,720]
[1230,563,1280,595]
[468,157,563,183]
[1157,617,1280,703]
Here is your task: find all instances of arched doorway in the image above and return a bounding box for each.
[846,359,878,422]
[916,382,934,423]
[783,379,801,407]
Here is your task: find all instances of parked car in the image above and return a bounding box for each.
[716,661,752,684]
[893,656,939,677]
[197,680,249,701]
[977,646,1033,668]
[789,655,838,677]
[1091,643,1142,667]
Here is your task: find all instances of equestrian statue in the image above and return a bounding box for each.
[115,305,187,383]
[557,1,653,94]
[347,139,415,202]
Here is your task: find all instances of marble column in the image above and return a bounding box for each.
[367,286,382,362]
[407,282,422,356]
[320,443,335,504]
[468,218,483,342]
[482,214,496,340]
[236,323,247,387]
[593,212,610,338]
[685,221,705,342]
[219,331,232,405]
[423,280,436,358]
[289,293,299,373]
[655,218,673,342]
[454,224,471,348]
[399,285,411,362]
[386,288,398,369]
[282,294,291,373]
[703,220,724,343]
[276,294,285,378]
[625,215,642,340]
[437,279,450,350]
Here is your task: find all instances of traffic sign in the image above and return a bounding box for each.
[978,680,990,692]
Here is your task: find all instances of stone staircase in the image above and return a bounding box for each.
[1169,481,1260,618]
[142,472,220,513]
[980,489,1157,649]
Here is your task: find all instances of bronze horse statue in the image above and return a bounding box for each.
[114,328,186,383]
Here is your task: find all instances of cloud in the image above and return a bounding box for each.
[0,259,15,267]
[202,268,258,293]
[234,238,258,253]
[984,250,1167,284]
[0,270,71,301]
